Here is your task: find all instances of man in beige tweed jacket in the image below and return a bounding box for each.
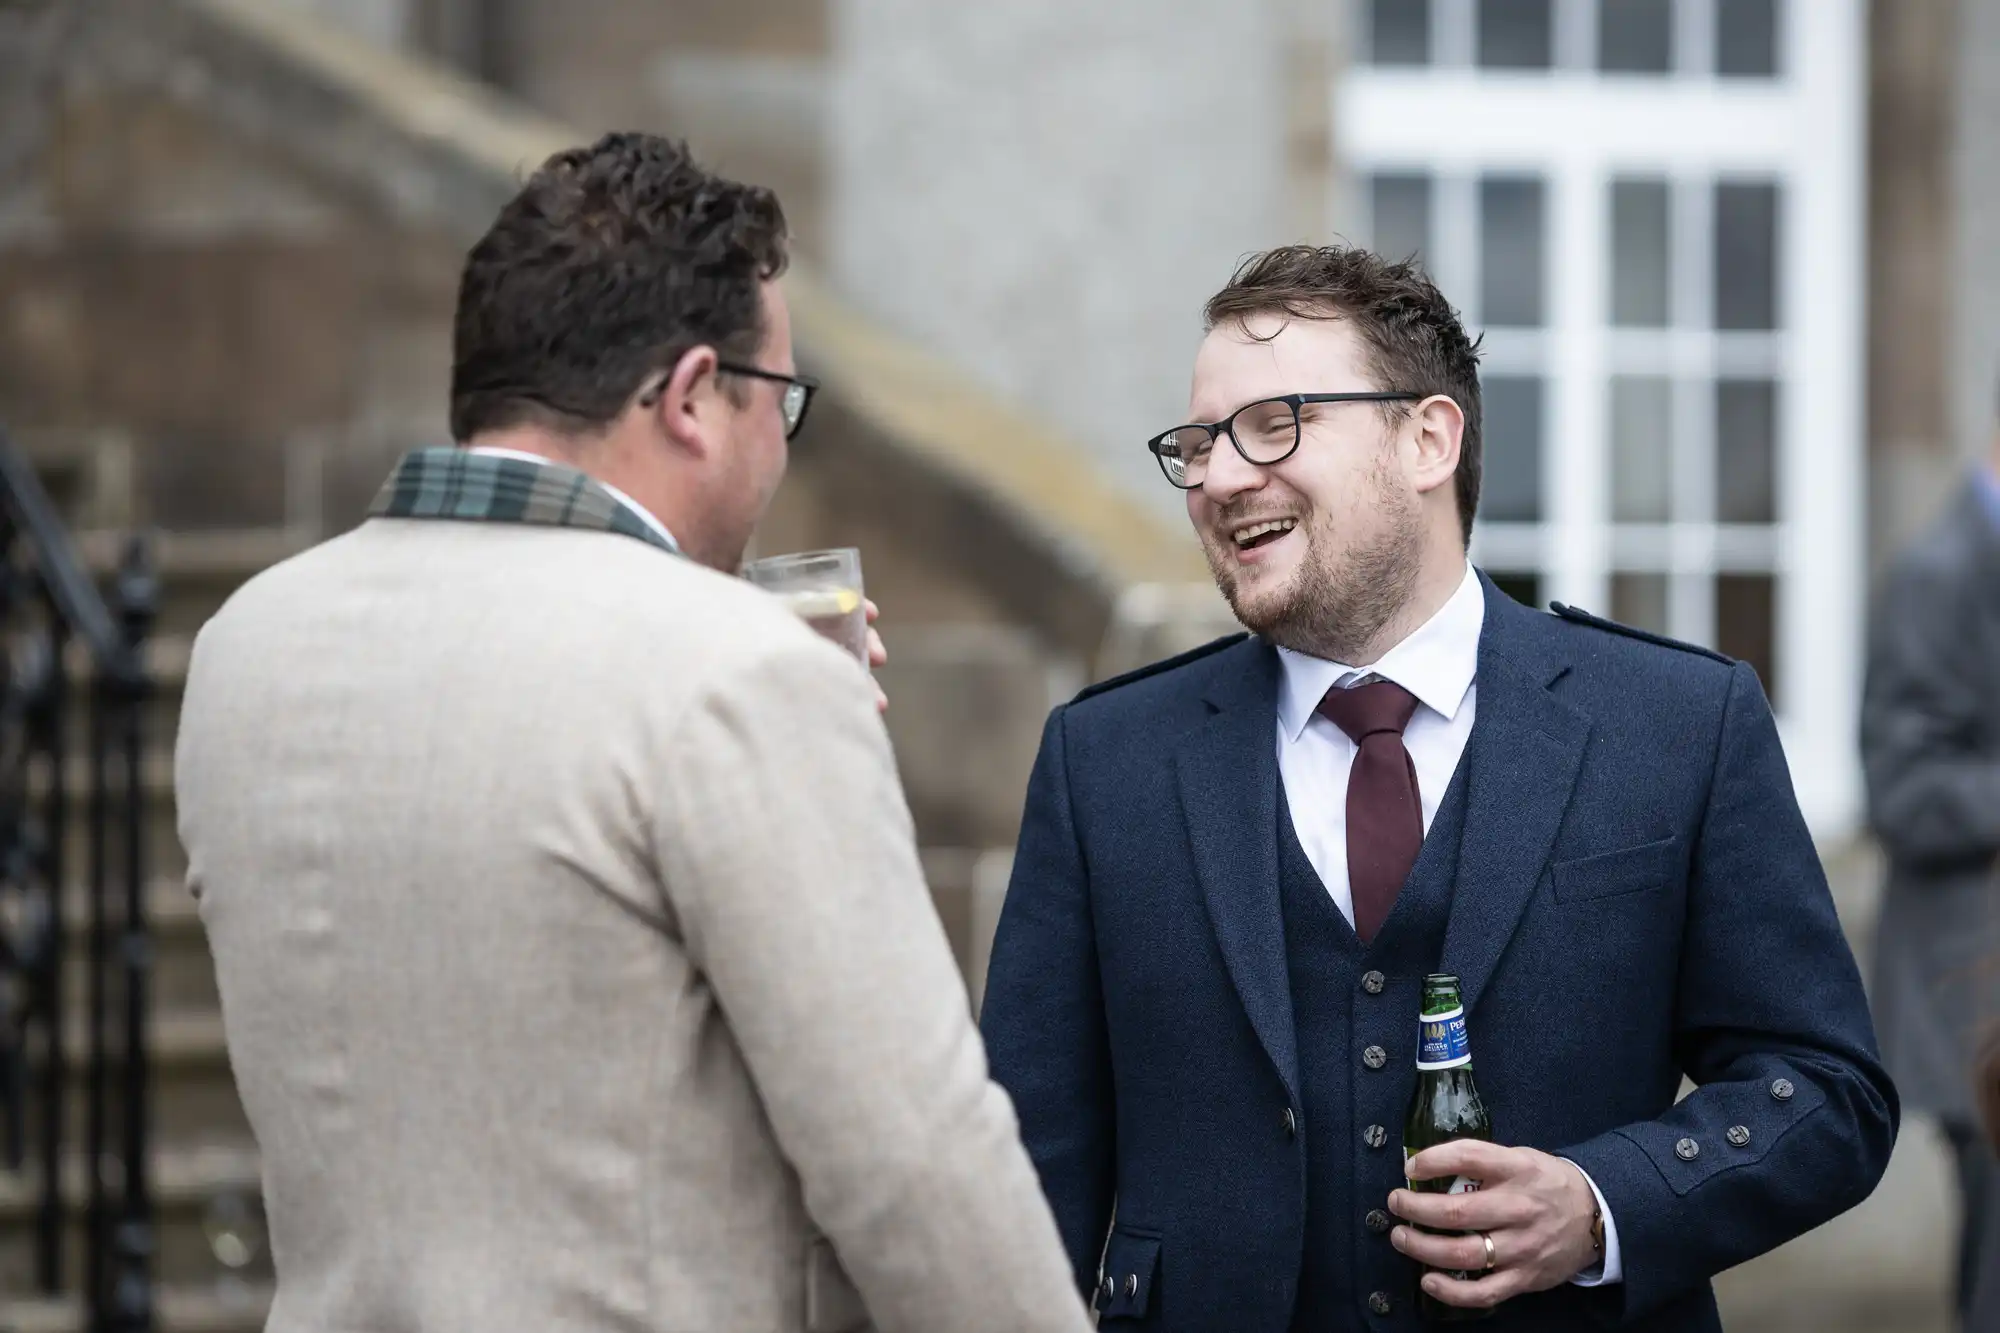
[173,134,1089,1333]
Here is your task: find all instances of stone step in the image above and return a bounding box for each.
[31,747,185,881]
[875,623,1069,849]
[57,633,192,691]
[57,877,214,1017]
[4,1281,272,1333]
[0,433,105,537]
[0,1142,268,1290]
[18,1009,250,1152]
[54,634,192,743]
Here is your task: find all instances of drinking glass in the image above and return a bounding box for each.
[741,547,869,666]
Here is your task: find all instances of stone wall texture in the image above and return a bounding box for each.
[829,0,1290,515]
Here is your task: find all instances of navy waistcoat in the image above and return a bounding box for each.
[1282,756,1470,1331]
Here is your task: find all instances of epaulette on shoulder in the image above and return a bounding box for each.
[1549,603,1733,664]
[1073,632,1249,703]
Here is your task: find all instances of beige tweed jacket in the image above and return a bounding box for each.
[173,515,1090,1333]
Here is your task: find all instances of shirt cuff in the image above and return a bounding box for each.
[1562,1159,1624,1286]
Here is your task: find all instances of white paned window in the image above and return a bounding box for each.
[1341,0,1865,837]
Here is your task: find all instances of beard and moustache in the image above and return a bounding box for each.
[1201,458,1425,665]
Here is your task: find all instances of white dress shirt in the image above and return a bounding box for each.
[467,446,682,552]
[1274,562,1623,1287]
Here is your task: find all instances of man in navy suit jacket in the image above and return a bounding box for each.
[979,246,1896,1331]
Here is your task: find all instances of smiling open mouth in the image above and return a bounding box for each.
[1231,518,1298,552]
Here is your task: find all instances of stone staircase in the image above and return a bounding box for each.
[0,518,1069,1331]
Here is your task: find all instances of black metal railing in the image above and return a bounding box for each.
[0,425,156,1332]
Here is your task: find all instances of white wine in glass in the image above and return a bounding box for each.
[741,548,868,666]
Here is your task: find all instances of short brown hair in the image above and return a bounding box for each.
[1204,245,1484,546]
[450,133,789,442]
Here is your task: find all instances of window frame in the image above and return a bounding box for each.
[1340,0,1865,839]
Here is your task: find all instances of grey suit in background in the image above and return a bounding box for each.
[173,515,1090,1333]
[1862,477,2000,1326]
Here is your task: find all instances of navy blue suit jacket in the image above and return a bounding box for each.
[980,575,1897,1331]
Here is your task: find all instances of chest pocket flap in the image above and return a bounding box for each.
[1550,834,1681,904]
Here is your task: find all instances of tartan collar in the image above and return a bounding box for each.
[368,447,680,557]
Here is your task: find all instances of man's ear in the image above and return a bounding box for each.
[644,344,721,459]
[1408,394,1465,498]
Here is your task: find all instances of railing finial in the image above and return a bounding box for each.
[112,532,157,693]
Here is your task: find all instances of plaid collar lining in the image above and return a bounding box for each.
[368,447,680,557]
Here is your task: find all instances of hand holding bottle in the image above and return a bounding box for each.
[1389,1144,1602,1312]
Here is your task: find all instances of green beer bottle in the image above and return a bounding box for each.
[1403,973,1495,1323]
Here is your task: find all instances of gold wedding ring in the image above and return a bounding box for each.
[1480,1231,1497,1272]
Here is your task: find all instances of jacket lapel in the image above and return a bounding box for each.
[1176,641,1301,1106]
[1439,579,1592,1014]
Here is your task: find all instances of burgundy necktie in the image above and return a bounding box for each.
[1316,679,1423,944]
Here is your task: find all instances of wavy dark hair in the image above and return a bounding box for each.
[1204,245,1485,547]
[449,132,790,442]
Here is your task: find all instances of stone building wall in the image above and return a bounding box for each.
[1956,0,2000,488]
[829,0,1298,515]
[488,0,832,256]
[0,29,461,534]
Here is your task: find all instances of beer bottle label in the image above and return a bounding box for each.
[1416,1006,1472,1070]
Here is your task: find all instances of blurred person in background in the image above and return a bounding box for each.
[1862,407,2000,1332]
[981,244,1896,1331]
[173,132,1089,1333]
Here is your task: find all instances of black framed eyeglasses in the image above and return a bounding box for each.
[638,361,821,439]
[716,361,820,440]
[1146,391,1421,489]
